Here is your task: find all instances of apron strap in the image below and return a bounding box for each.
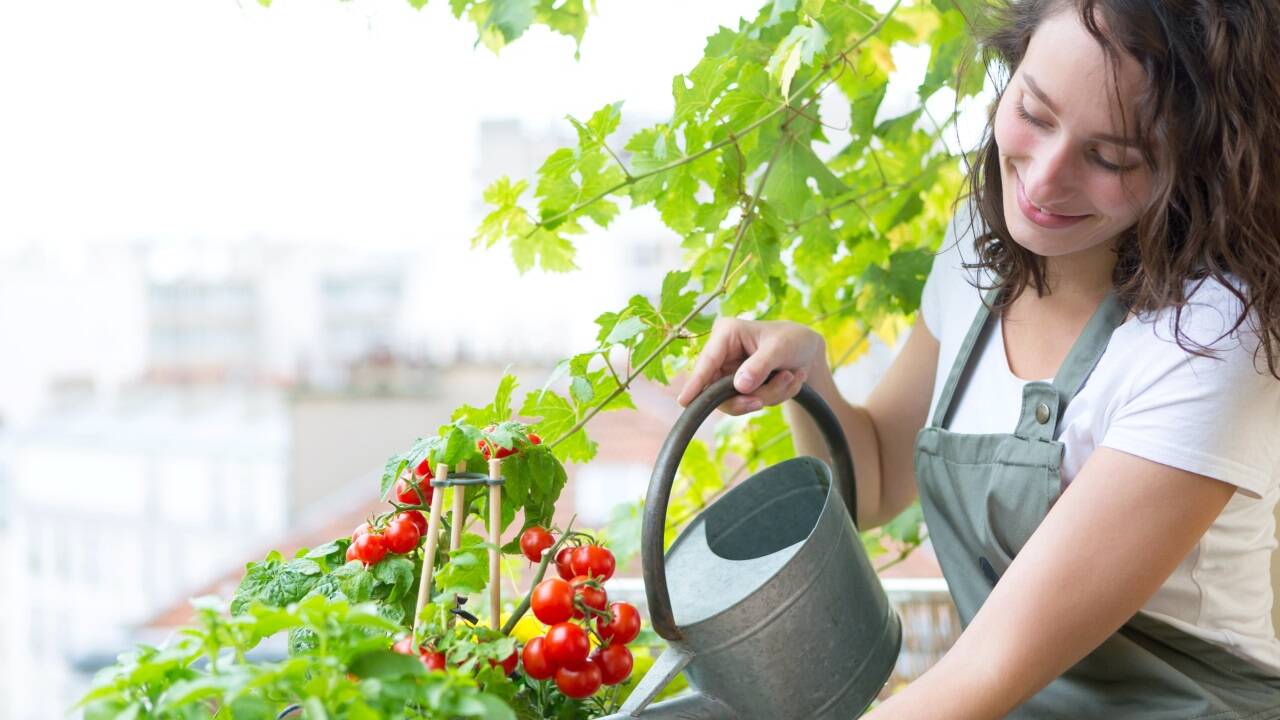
[1015,289,1128,441]
[929,286,1002,429]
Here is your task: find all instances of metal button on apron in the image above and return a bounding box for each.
[1035,402,1051,424]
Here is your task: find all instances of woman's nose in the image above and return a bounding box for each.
[1022,137,1077,208]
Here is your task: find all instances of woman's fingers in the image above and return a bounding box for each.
[732,339,789,395]
[677,319,747,407]
[718,368,807,415]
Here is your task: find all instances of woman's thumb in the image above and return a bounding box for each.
[733,350,778,395]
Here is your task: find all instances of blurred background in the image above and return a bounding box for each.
[0,1,960,717]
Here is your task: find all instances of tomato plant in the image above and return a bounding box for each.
[81,0,981,714]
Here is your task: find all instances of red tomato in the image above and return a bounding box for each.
[521,636,557,680]
[596,602,641,645]
[592,644,634,685]
[555,546,577,581]
[530,578,575,625]
[420,650,447,672]
[570,544,616,582]
[391,637,415,655]
[527,432,542,445]
[520,526,555,563]
[384,515,421,554]
[543,623,590,670]
[488,648,519,676]
[400,510,427,536]
[414,457,434,479]
[554,661,603,699]
[395,478,432,506]
[570,575,608,620]
[352,532,388,565]
[352,522,372,540]
[345,544,359,563]
[477,425,517,460]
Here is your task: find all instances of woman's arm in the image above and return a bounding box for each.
[784,313,940,529]
[863,446,1237,719]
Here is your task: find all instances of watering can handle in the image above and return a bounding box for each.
[642,372,858,643]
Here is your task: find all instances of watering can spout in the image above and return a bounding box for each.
[596,644,733,719]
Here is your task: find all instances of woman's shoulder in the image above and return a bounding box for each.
[1128,271,1259,356]
[921,201,996,338]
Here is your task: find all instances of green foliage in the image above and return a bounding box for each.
[91,0,988,716]
[473,0,984,567]
[80,596,515,719]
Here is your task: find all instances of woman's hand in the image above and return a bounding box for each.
[676,317,827,415]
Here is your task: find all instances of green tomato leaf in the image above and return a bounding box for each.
[348,650,428,680]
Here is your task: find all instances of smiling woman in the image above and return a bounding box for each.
[965,1,1280,365]
[853,1,1280,718]
[671,0,1280,713]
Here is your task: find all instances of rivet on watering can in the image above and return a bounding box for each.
[1035,402,1051,424]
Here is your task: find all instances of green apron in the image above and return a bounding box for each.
[914,286,1280,719]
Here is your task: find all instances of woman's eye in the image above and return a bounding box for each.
[1093,153,1123,172]
[1015,99,1050,129]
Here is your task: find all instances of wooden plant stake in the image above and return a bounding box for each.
[488,458,503,630]
[413,462,448,638]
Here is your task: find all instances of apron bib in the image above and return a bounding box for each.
[914,286,1280,719]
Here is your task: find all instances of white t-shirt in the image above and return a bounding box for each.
[918,205,1280,672]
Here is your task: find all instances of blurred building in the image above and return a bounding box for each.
[2,381,289,719]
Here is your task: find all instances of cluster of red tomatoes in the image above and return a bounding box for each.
[347,426,540,566]
[344,457,435,566]
[518,527,641,699]
[478,426,541,461]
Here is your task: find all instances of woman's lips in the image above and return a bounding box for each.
[1015,173,1090,229]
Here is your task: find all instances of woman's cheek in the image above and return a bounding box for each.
[993,96,1036,161]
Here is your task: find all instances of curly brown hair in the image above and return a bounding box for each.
[959,0,1280,379]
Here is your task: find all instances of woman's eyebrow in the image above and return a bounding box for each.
[1023,73,1139,148]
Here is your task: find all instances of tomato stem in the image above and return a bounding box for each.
[500,514,578,636]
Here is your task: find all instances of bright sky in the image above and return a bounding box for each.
[0,0,762,248]
[0,0,988,427]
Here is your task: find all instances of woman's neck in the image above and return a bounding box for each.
[1032,242,1118,312]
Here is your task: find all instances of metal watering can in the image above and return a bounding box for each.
[597,375,902,720]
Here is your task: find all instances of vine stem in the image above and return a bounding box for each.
[500,514,578,636]
[518,0,906,240]
[548,131,789,453]
[543,4,908,454]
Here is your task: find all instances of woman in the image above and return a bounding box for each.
[676,0,1280,717]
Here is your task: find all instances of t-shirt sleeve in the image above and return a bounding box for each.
[920,203,975,339]
[1100,284,1280,498]
[920,245,947,339]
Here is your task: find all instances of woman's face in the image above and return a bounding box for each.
[993,8,1154,265]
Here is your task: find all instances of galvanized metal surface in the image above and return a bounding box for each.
[600,376,901,720]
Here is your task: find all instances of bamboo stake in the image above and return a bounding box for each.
[446,460,468,630]
[488,458,502,630]
[413,463,448,638]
